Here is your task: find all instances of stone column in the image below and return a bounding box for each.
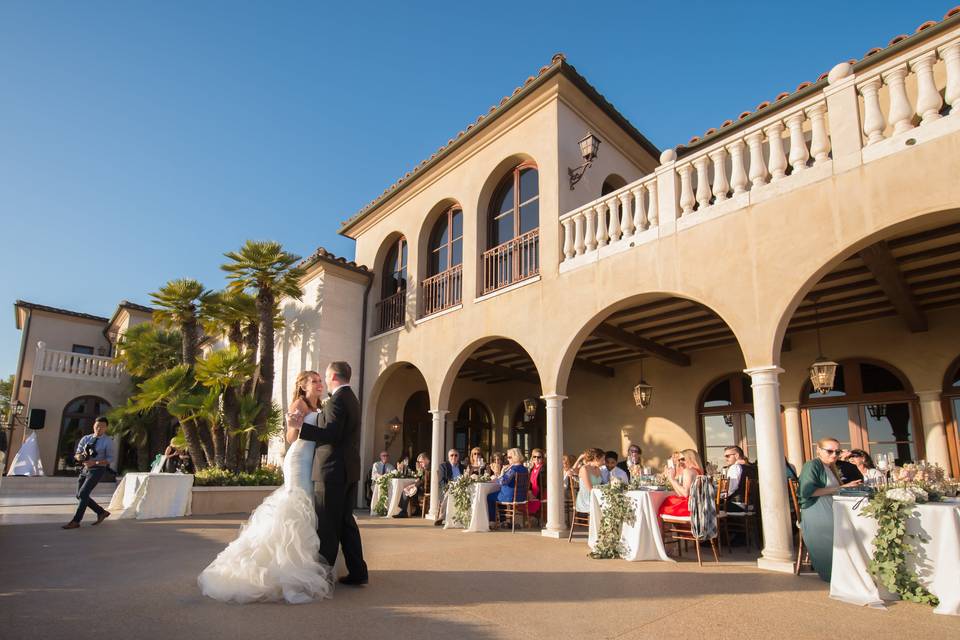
[427,409,448,520]
[917,391,951,470]
[744,365,794,573]
[541,393,566,538]
[783,401,804,476]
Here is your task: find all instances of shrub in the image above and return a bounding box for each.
[193,465,283,487]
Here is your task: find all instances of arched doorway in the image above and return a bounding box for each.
[698,373,756,469]
[942,356,960,477]
[56,396,111,475]
[800,358,921,465]
[510,398,544,460]
[454,399,493,459]
[401,390,431,463]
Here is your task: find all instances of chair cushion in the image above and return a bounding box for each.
[660,515,691,523]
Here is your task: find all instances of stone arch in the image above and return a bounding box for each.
[600,173,628,196]
[363,360,431,463]
[371,231,410,303]
[474,153,540,255]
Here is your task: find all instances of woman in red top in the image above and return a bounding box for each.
[527,448,546,521]
[658,448,705,518]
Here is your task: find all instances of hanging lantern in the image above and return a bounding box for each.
[522,398,538,421]
[633,358,653,409]
[867,404,888,420]
[723,414,734,428]
[807,296,839,394]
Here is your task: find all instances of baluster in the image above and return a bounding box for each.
[786,112,809,172]
[595,203,609,248]
[606,197,622,242]
[619,192,634,237]
[709,148,729,202]
[562,218,574,260]
[910,51,943,125]
[647,180,659,227]
[941,41,960,112]
[882,65,915,135]
[584,207,598,252]
[694,156,711,210]
[746,131,769,187]
[766,121,788,181]
[859,77,886,144]
[727,140,748,195]
[807,103,831,165]
[678,164,695,216]
[632,185,647,231]
[573,213,586,256]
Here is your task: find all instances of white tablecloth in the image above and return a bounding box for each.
[445,482,500,532]
[830,496,960,616]
[370,477,417,517]
[588,488,674,562]
[107,472,194,520]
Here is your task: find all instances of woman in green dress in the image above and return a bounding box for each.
[798,437,862,581]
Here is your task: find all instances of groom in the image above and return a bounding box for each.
[300,361,369,586]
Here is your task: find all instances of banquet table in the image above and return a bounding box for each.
[370,477,417,517]
[107,472,194,520]
[830,496,960,616]
[588,488,674,561]
[445,482,500,532]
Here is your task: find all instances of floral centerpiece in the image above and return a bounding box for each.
[590,479,636,559]
[447,473,492,528]
[628,473,670,491]
[858,461,951,607]
[372,468,414,516]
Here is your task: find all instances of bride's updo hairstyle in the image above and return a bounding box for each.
[291,370,321,411]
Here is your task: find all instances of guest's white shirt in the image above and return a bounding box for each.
[725,462,744,497]
[371,460,395,480]
[600,466,629,484]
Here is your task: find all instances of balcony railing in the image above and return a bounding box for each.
[421,264,463,317]
[374,289,406,334]
[481,229,539,295]
[34,342,124,382]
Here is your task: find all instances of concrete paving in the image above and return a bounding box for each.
[0,512,957,639]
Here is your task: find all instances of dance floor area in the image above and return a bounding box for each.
[0,513,957,639]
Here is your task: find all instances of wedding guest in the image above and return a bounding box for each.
[617,444,642,476]
[527,448,546,520]
[785,457,799,482]
[466,447,486,475]
[62,416,115,529]
[395,453,430,518]
[847,449,884,484]
[722,446,758,512]
[836,449,863,485]
[658,449,705,519]
[574,448,605,514]
[601,451,629,484]
[396,453,410,475]
[488,452,506,478]
[562,454,577,479]
[434,449,465,526]
[486,448,529,524]
[799,437,863,582]
[666,450,683,480]
[371,451,395,481]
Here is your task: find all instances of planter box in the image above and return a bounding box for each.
[191,485,280,515]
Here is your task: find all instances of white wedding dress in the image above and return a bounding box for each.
[198,413,333,604]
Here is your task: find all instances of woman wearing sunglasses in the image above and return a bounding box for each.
[798,437,863,582]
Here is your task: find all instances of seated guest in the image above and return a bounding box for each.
[575,448,606,514]
[371,451,395,481]
[617,444,643,477]
[847,449,883,484]
[562,454,577,479]
[466,447,486,475]
[836,450,863,485]
[395,453,429,518]
[434,449,465,526]
[785,457,799,482]
[488,452,506,478]
[665,450,683,480]
[658,449,705,518]
[722,446,758,512]
[799,437,863,582]
[396,453,411,474]
[527,448,546,520]
[601,450,630,484]
[487,448,529,524]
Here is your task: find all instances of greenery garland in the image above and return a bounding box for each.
[373,470,406,516]
[448,475,477,527]
[859,489,939,606]
[590,482,636,559]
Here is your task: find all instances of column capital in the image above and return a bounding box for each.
[782,400,800,410]
[540,393,567,404]
[916,390,942,402]
[744,365,785,383]
[428,409,449,418]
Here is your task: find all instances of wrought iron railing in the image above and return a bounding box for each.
[481,229,539,295]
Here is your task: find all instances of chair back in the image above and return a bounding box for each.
[688,476,719,540]
[741,476,753,510]
[716,475,729,512]
[511,470,530,503]
[787,478,801,524]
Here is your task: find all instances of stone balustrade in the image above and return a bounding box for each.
[34,342,125,382]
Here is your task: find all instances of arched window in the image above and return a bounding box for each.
[57,396,111,475]
[422,207,463,316]
[801,359,921,465]
[698,374,755,470]
[401,390,431,463]
[509,399,544,460]
[601,174,627,196]
[943,356,960,478]
[454,400,493,459]
[375,236,407,333]
[483,164,539,293]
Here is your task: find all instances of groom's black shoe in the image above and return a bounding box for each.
[338,575,369,586]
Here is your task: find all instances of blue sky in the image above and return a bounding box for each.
[0,1,952,372]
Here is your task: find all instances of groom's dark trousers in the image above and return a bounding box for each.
[301,385,368,580]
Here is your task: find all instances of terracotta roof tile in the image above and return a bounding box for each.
[298,247,370,276]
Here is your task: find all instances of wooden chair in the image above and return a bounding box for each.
[660,477,721,567]
[723,476,758,549]
[787,478,811,574]
[418,469,430,517]
[564,475,575,527]
[715,476,731,554]
[495,470,530,532]
[567,477,590,542]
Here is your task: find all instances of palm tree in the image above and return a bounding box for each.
[195,347,255,468]
[222,241,304,469]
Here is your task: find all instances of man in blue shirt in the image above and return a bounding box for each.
[62,416,115,529]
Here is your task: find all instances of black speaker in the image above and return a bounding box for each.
[28,408,46,429]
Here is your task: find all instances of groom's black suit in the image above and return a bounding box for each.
[299,384,368,580]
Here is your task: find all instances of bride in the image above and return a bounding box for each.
[198,370,333,604]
